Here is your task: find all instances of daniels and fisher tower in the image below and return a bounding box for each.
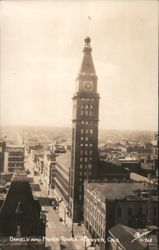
[69,37,100,222]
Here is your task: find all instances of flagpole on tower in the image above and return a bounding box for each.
[87,16,91,37]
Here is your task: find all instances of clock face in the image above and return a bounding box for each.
[83,81,93,91]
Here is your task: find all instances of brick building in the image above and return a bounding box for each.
[84,181,158,249]
[69,37,100,222]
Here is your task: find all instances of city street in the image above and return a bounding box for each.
[25,156,94,250]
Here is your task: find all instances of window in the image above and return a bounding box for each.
[85,158,88,162]
[79,172,82,176]
[90,104,94,109]
[86,129,89,134]
[85,137,88,141]
[80,151,83,155]
[128,207,132,216]
[90,129,93,134]
[88,164,92,169]
[80,144,83,147]
[80,110,84,115]
[85,104,89,109]
[80,157,83,162]
[85,121,88,125]
[79,195,82,200]
[85,144,88,147]
[81,137,84,141]
[90,144,93,147]
[89,151,92,155]
[85,151,88,155]
[80,165,83,169]
[81,129,84,134]
[117,208,122,217]
[81,121,84,124]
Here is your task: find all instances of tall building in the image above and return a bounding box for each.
[69,37,100,222]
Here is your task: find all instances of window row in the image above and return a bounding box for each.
[80,157,92,162]
[117,206,144,217]
[81,104,94,109]
[80,110,95,116]
[80,150,93,156]
[80,136,89,141]
[81,121,94,125]
[81,128,93,134]
[80,143,93,147]
[80,164,92,169]
[79,171,92,177]
[81,98,95,102]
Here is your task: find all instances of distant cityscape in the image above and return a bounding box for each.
[0,35,158,250]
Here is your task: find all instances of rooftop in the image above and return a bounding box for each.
[86,182,148,200]
[109,224,147,250]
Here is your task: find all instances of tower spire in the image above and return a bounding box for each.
[78,37,96,76]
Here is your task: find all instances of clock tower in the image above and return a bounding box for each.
[69,37,99,222]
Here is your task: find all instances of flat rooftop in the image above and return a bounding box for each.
[86,182,150,200]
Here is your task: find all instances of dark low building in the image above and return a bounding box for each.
[117,158,140,174]
[98,161,130,181]
[0,169,46,249]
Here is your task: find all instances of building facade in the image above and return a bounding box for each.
[69,37,99,222]
[84,181,158,249]
[5,146,25,172]
[0,144,25,173]
[0,140,6,172]
[54,151,70,206]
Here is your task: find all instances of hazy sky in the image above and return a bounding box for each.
[0,0,158,130]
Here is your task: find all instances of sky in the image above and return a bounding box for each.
[0,0,158,130]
